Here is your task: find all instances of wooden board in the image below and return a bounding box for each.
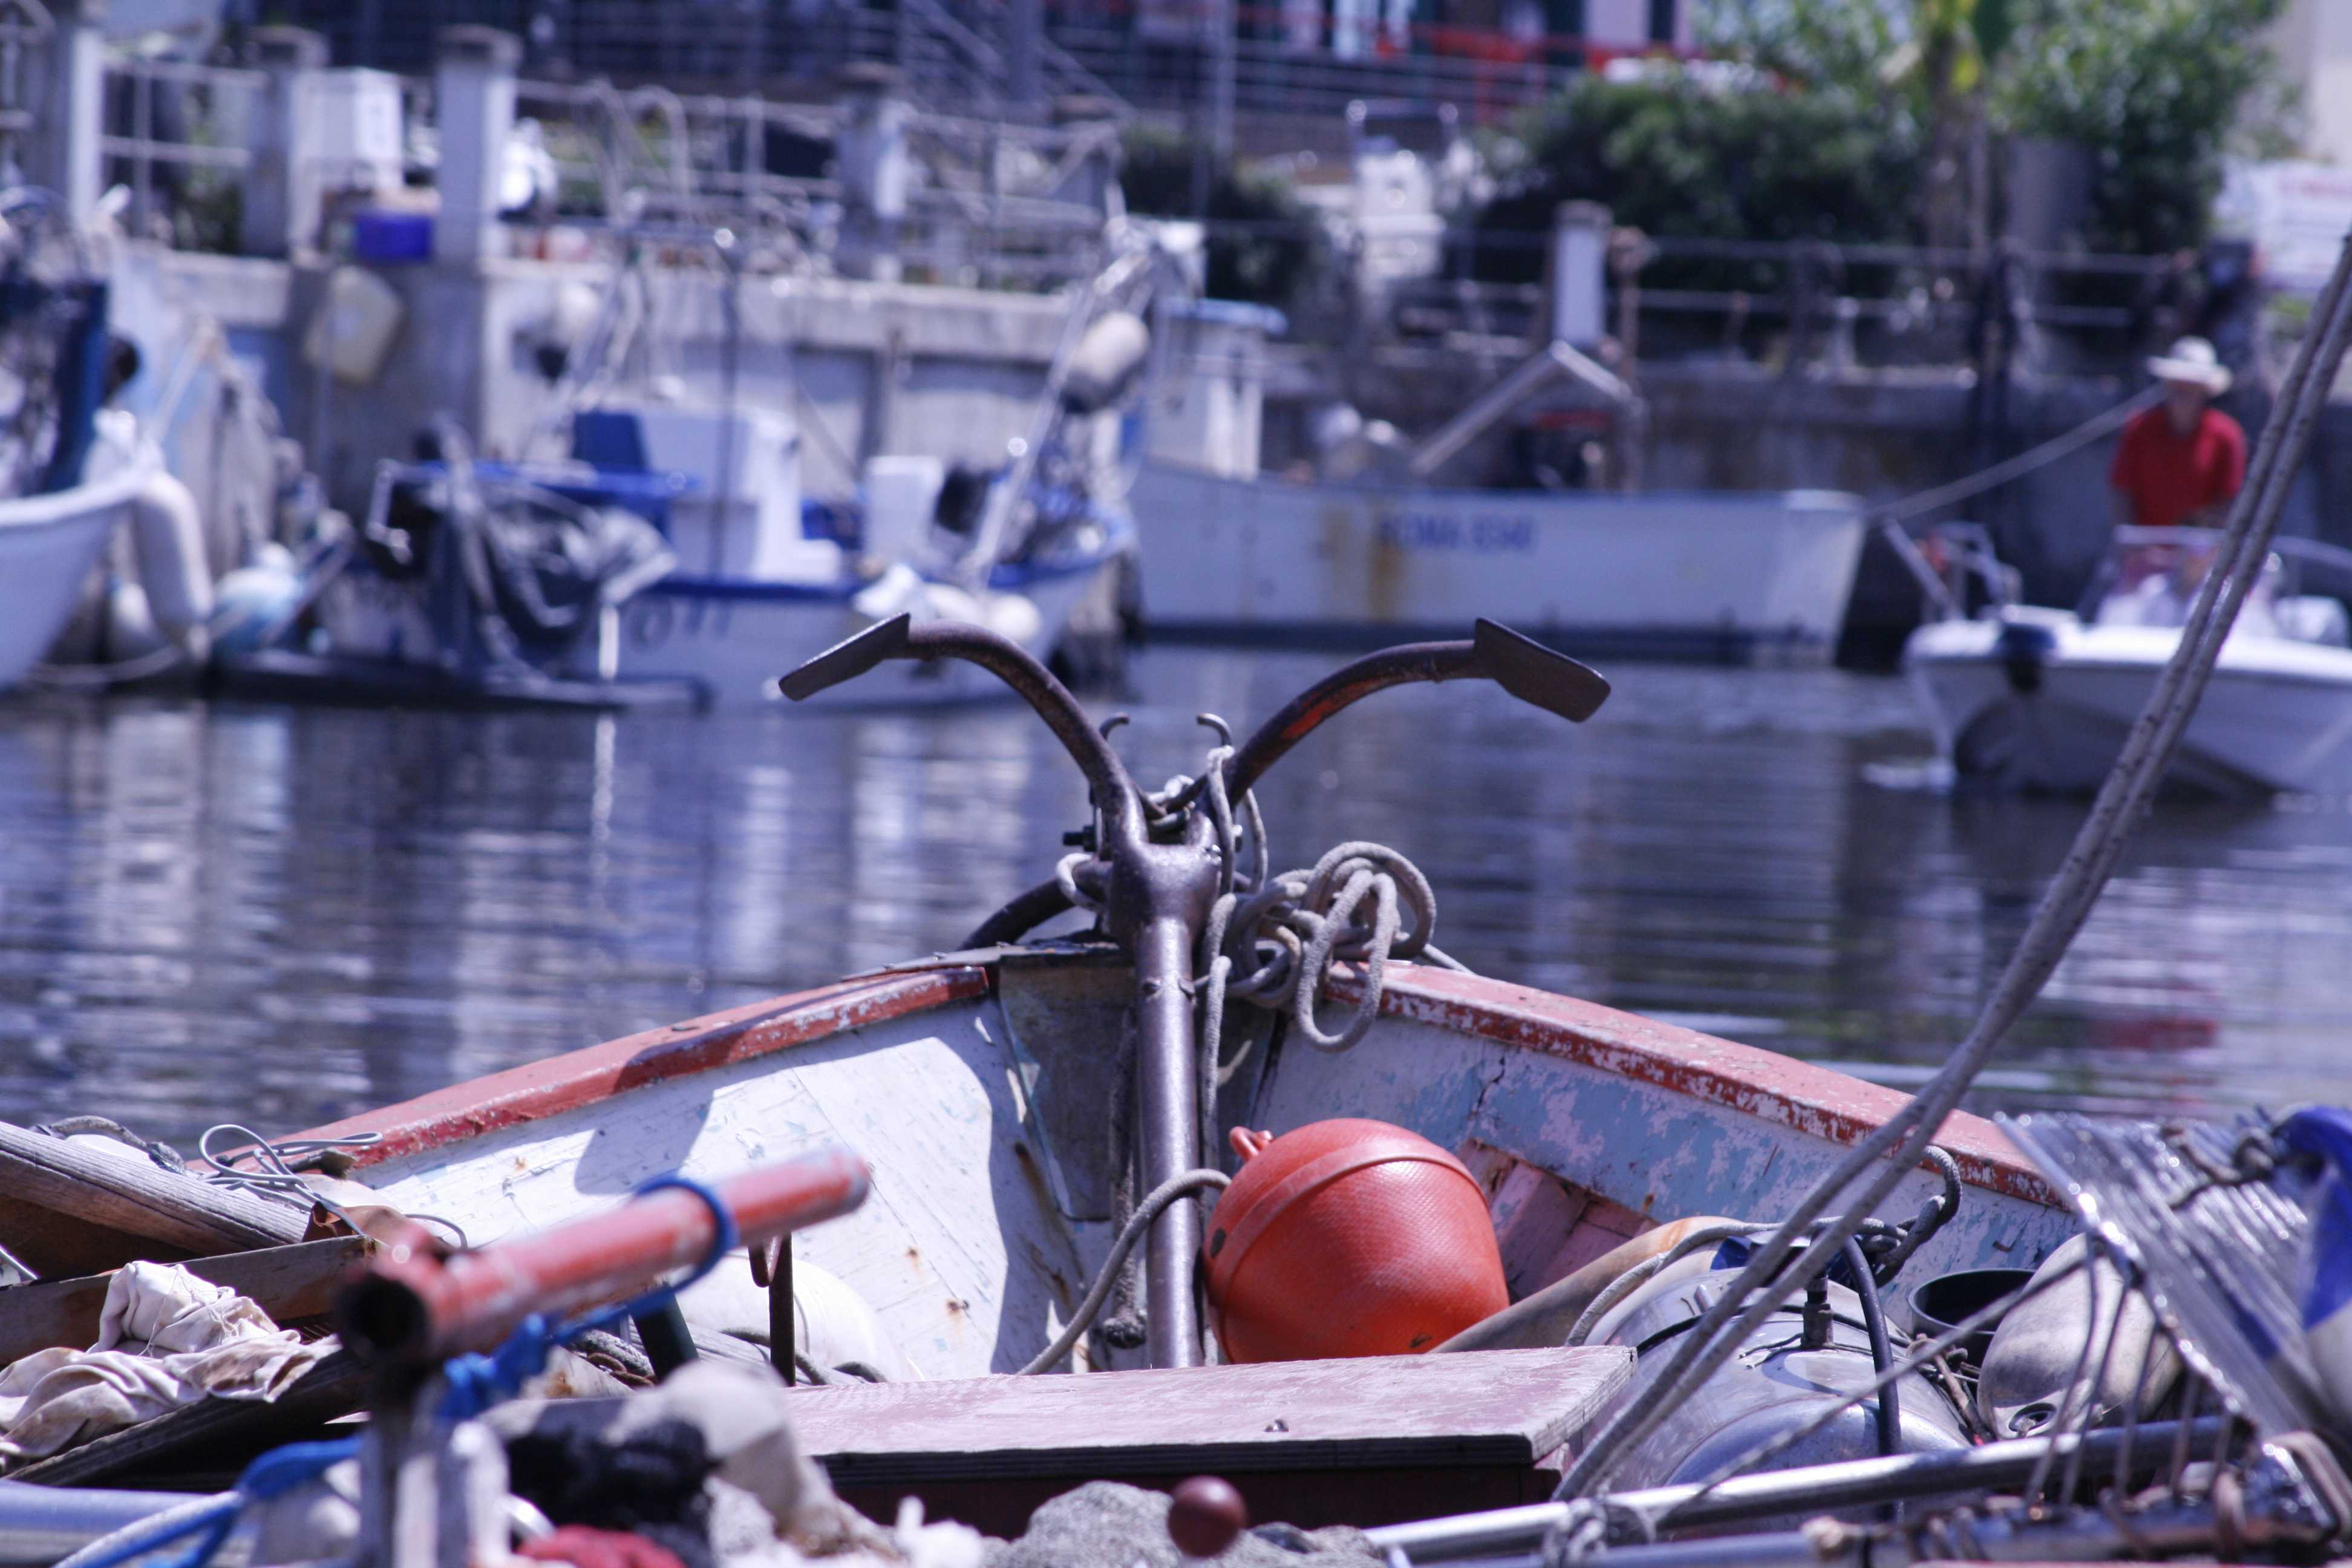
[10,1350,368,1487]
[0,1238,371,1367]
[0,1123,310,1279]
[782,1346,1634,1486]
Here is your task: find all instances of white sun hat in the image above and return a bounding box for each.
[2147,335,2232,394]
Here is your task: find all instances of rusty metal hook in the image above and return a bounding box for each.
[1171,619,1609,811]
[780,614,1148,843]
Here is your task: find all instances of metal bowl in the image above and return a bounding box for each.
[1907,1267,2034,1368]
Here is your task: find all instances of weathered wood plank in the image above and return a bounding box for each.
[0,1238,372,1367]
[0,1123,310,1279]
[0,1214,197,1285]
[10,1351,368,1487]
[782,1347,1635,1485]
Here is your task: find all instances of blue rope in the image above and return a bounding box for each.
[439,1172,739,1420]
[70,1438,363,1568]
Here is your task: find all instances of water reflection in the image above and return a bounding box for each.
[2,651,2351,1149]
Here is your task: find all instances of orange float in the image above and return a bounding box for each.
[1201,1118,1508,1362]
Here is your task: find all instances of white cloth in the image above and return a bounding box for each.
[0,1261,332,1469]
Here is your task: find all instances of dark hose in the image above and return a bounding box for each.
[1840,1235,1901,1520]
[965,877,1077,949]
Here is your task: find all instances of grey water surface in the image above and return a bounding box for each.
[4,648,2349,1150]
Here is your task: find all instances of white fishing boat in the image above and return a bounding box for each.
[307,417,1130,711]
[295,246,1152,710]
[1133,463,1870,664]
[1904,524,2352,795]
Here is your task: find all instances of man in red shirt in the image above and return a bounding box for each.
[2108,336,2247,529]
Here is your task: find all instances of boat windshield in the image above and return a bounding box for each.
[2079,525,2352,645]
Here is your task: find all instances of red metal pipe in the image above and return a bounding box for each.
[336,1149,869,1366]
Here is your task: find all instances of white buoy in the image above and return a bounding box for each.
[1061,311,1151,414]
[212,543,304,656]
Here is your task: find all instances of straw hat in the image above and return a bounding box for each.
[2147,336,2232,394]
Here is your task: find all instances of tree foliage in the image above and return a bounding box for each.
[1471,71,1923,286]
[1682,0,2292,258]
[1993,0,2291,256]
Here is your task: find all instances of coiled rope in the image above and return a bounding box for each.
[1184,739,1469,1189]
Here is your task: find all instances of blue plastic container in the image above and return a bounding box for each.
[352,211,433,263]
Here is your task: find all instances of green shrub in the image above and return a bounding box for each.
[1470,73,1922,290]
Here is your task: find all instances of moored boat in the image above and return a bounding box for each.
[1904,524,2352,795]
[1134,465,1870,665]
[292,950,2073,1383]
[267,619,2076,1454]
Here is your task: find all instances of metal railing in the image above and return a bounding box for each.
[274,0,1646,132]
[99,56,263,249]
[1188,217,2188,372]
[502,72,1122,287]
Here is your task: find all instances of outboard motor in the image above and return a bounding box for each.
[1995,616,2057,695]
[1584,1244,1971,1513]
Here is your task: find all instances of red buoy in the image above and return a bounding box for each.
[1201,1119,1508,1363]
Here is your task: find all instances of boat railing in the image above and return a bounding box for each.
[2076,524,2352,624]
[1882,517,2017,622]
[502,71,1122,287]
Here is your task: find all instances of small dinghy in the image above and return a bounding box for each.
[1905,524,2352,795]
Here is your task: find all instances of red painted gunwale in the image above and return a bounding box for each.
[304,969,990,1169]
[299,958,2051,1208]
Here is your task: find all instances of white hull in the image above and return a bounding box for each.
[316,550,1119,708]
[1131,464,1868,664]
[1906,615,2352,795]
[611,556,1112,708]
[0,438,157,692]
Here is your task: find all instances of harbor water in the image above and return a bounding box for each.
[4,649,2348,1149]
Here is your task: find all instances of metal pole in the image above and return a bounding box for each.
[1368,1419,2232,1561]
[337,1148,870,1366]
[1134,913,1204,1367]
[1010,0,1042,109]
[713,230,740,576]
[135,69,154,233]
[0,1481,201,1567]
[1209,0,1235,165]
